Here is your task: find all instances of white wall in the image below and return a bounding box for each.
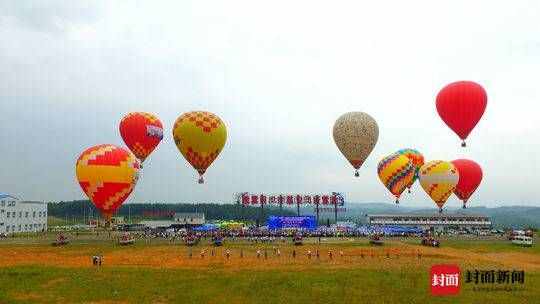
[0,199,47,234]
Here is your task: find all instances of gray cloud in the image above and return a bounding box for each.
[0,1,102,33]
[1,1,539,209]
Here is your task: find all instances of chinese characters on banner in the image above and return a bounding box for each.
[237,193,345,206]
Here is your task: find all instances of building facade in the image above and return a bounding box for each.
[0,194,48,234]
[173,213,205,226]
[368,213,492,231]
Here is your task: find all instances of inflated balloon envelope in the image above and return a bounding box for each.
[333,112,379,177]
[377,153,415,204]
[418,160,459,213]
[119,112,163,165]
[451,159,483,209]
[75,144,140,221]
[395,148,425,193]
[436,81,487,147]
[172,111,227,184]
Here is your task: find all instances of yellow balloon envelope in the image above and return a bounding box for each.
[418,160,459,212]
[377,153,415,204]
[172,111,227,183]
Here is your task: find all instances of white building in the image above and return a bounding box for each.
[368,213,492,231]
[173,213,205,226]
[0,193,48,235]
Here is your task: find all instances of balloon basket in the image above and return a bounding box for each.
[354,171,359,177]
[461,141,466,147]
[198,177,204,184]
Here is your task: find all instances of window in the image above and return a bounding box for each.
[6,226,9,232]
[0,201,4,207]
[33,211,36,218]
[25,212,28,218]
[19,212,22,218]
[24,224,28,230]
[18,225,21,231]
[7,212,10,218]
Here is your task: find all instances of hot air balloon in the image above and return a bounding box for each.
[172,111,227,184]
[395,148,424,193]
[418,160,459,213]
[377,153,415,204]
[75,144,140,221]
[119,112,163,164]
[436,81,487,147]
[333,112,379,177]
[451,159,483,209]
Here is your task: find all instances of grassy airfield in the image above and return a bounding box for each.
[0,234,539,303]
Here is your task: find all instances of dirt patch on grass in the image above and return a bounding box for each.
[11,292,43,301]
[40,277,66,289]
[1,240,539,272]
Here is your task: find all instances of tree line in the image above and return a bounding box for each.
[47,200,296,222]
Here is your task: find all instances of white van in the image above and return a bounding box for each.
[511,235,533,247]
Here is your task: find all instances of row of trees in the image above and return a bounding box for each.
[47,200,296,222]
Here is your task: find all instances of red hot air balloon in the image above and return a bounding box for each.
[451,159,483,208]
[119,112,163,164]
[436,81,487,147]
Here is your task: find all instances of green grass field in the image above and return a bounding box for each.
[0,235,539,303]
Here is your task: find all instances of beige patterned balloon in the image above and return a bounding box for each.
[333,112,379,177]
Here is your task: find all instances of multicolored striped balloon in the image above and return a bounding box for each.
[75,144,140,220]
[395,148,425,192]
[418,160,459,212]
[377,153,415,204]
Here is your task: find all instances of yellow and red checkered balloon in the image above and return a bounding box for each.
[172,111,227,183]
[75,144,140,219]
[418,160,459,212]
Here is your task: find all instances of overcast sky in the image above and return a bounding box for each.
[1,1,539,209]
